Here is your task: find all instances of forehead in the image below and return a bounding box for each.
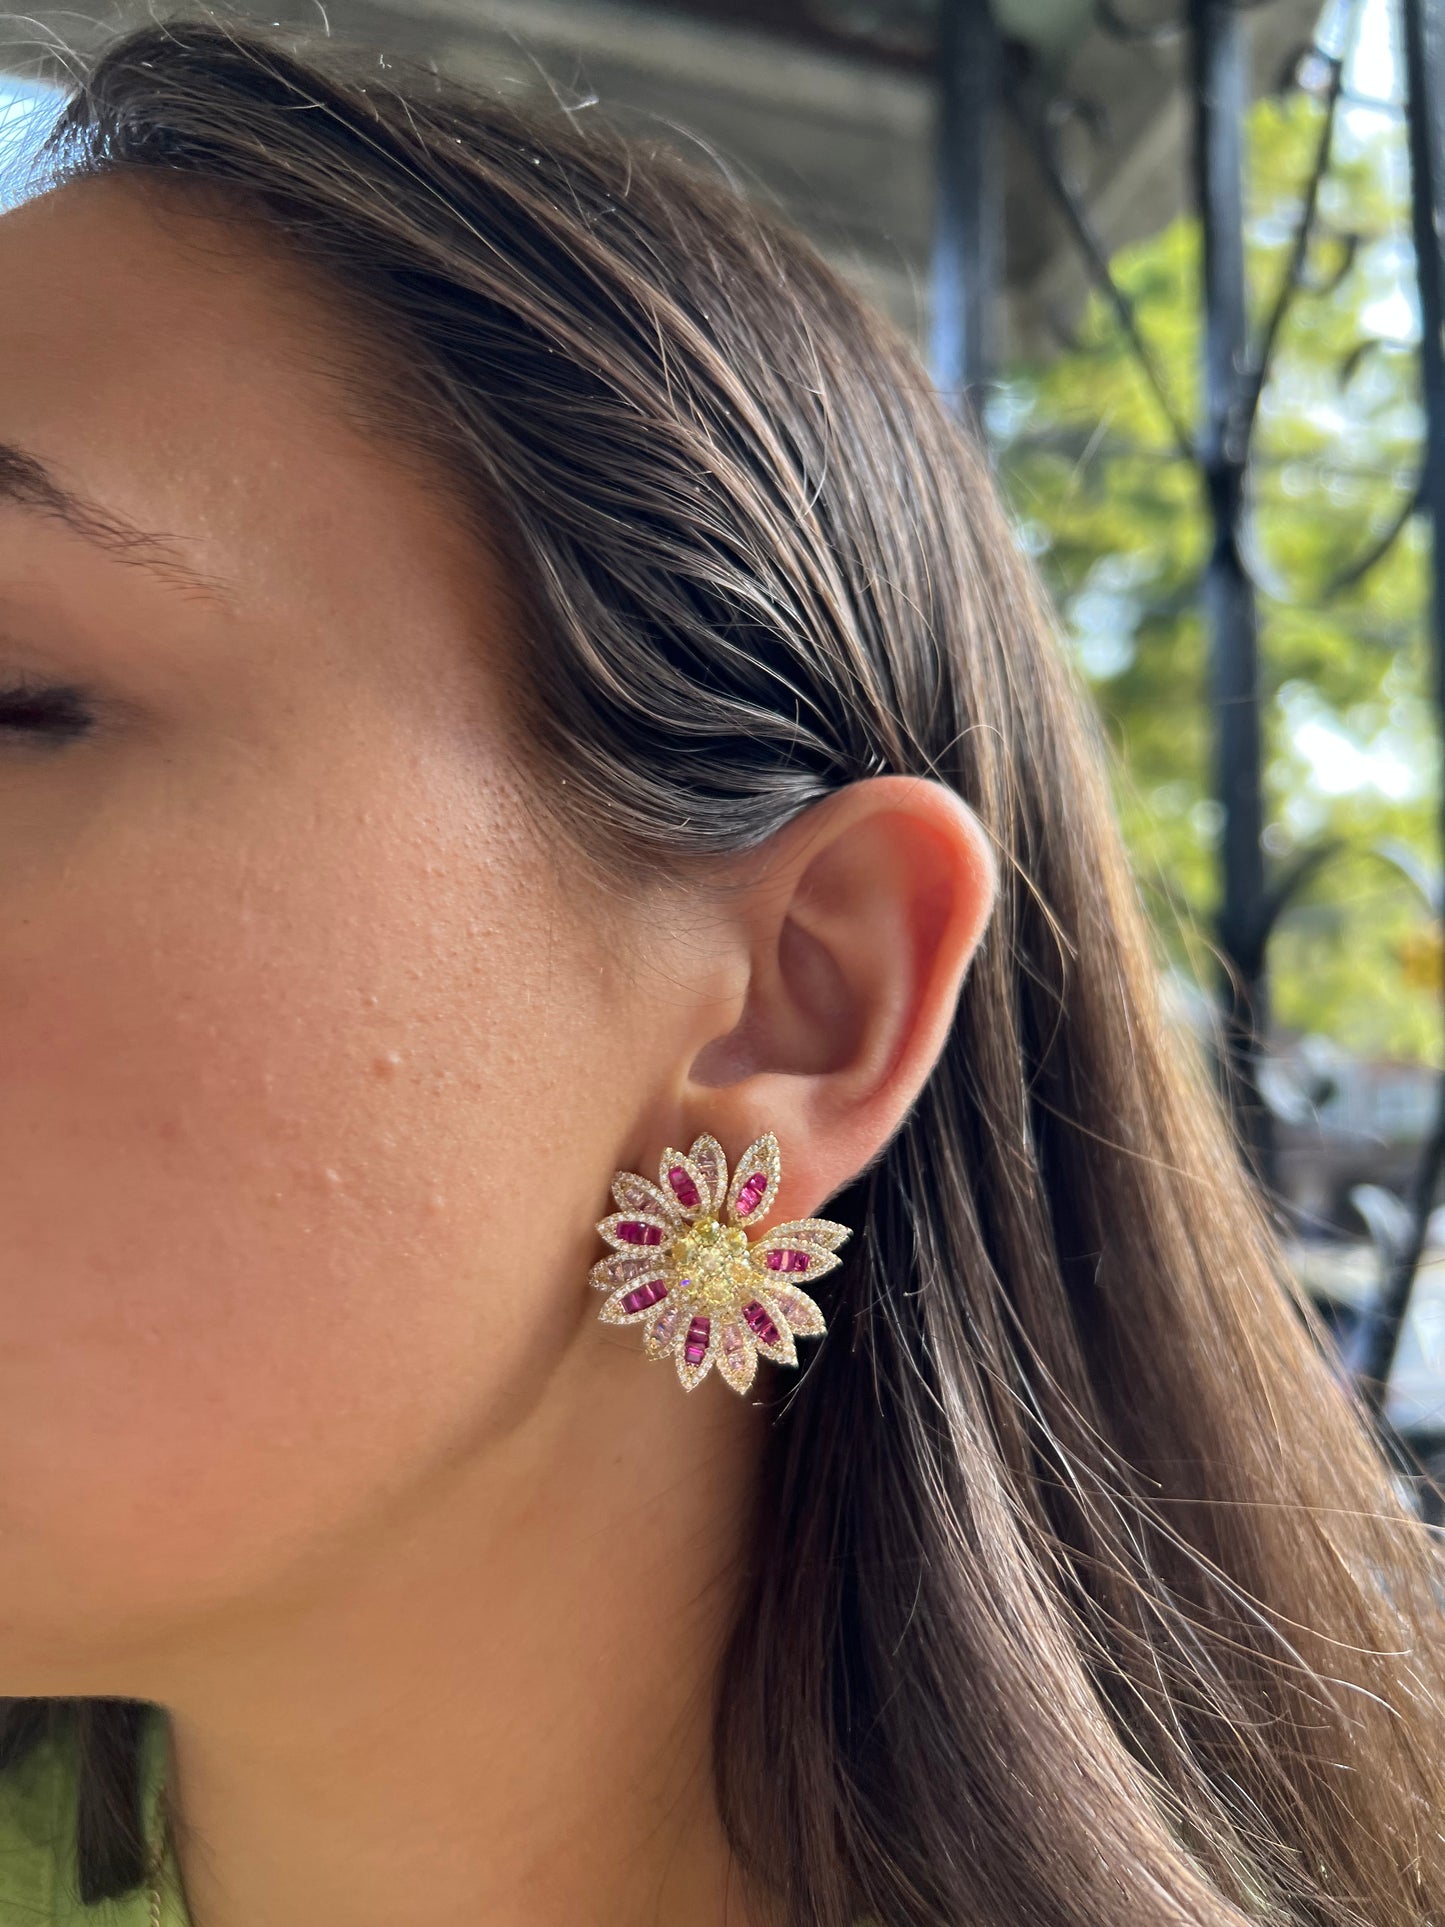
[0,175,487,635]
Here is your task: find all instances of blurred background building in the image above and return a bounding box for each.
[0,0,1327,348]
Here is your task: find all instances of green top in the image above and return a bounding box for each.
[0,1703,188,1925]
[0,1707,883,1926]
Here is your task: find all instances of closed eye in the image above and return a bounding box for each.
[0,680,95,743]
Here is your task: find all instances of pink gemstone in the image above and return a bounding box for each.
[765,1248,811,1272]
[617,1220,663,1246]
[743,1301,780,1346]
[722,1324,746,1357]
[604,1255,651,1284]
[651,1307,682,1348]
[620,1279,668,1316]
[684,1315,711,1365]
[667,1165,701,1209]
[735,1173,768,1217]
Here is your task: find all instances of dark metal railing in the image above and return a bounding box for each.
[1192,0,1277,1199]
[929,0,1000,433]
[1358,0,1445,1412]
[930,0,1445,1471]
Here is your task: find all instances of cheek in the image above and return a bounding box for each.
[0,753,622,1660]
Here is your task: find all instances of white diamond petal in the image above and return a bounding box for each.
[642,1303,686,1359]
[759,1216,851,1253]
[715,1320,759,1395]
[610,1170,681,1222]
[765,1283,827,1338]
[589,1253,668,1293]
[686,1134,729,1215]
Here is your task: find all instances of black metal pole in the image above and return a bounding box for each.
[931,0,1000,432]
[1359,0,1445,1409]
[1190,0,1278,1202]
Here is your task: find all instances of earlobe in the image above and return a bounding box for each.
[682,776,997,1220]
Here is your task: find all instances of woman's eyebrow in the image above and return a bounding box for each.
[0,437,236,608]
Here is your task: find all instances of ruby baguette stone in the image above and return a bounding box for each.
[743,1301,781,1347]
[735,1172,768,1217]
[684,1315,711,1365]
[666,1165,701,1209]
[620,1279,669,1317]
[764,1248,811,1272]
[617,1220,664,1246]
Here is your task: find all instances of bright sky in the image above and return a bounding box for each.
[1346,0,1401,103]
[0,76,58,209]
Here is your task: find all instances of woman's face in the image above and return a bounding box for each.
[0,176,699,1676]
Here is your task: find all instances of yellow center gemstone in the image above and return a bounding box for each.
[672,1216,752,1316]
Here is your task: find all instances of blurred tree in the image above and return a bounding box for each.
[996,77,1440,1065]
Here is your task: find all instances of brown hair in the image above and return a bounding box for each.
[6,17,1445,1924]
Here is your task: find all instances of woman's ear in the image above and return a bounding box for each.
[683,775,998,1219]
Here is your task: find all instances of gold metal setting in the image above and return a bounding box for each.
[591,1131,850,1394]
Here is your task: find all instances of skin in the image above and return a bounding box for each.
[0,176,997,1927]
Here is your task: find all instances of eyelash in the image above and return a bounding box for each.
[0,680,96,744]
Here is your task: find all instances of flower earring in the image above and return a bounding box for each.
[590,1131,851,1394]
